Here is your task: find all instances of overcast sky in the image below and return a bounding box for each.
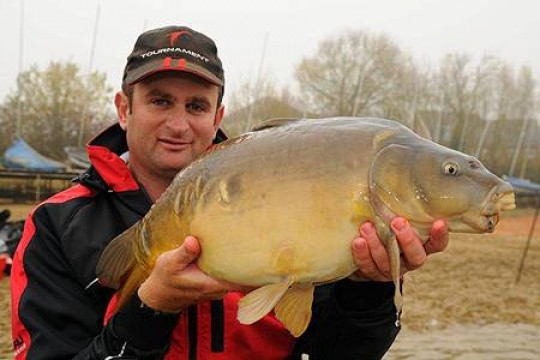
[1,0,539,106]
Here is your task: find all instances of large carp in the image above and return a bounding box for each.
[97,117,515,337]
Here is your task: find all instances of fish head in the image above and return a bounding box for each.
[370,141,516,234]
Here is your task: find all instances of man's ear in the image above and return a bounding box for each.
[214,104,225,131]
[115,91,129,130]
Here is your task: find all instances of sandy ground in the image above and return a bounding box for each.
[0,279,12,359]
[0,204,539,359]
[386,208,540,359]
[385,323,540,360]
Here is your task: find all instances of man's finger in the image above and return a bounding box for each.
[391,217,426,270]
[425,220,449,254]
[359,223,391,277]
[352,237,389,281]
[173,236,201,266]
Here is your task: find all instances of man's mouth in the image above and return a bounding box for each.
[159,138,191,150]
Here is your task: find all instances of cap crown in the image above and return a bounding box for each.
[122,25,224,87]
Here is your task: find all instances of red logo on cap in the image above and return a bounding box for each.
[168,30,191,46]
[163,57,187,69]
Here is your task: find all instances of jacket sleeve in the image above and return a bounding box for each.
[292,279,400,360]
[11,206,179,360]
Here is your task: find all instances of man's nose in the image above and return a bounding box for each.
[166,108,190,132]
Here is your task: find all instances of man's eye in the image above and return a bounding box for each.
[151,98,171,106]
[187,103,206,112]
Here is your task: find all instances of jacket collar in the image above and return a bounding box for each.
[85,123,139,193]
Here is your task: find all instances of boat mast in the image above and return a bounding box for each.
[16,0,25,139]
[245,32,269,132]
[77,3,101,148]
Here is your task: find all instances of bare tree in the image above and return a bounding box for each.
[295,30,412,118]
[223,76,303,136]
[436,54,501,152]
[0,61,114,159]
[509,66,536,177]
[380,58,433,134]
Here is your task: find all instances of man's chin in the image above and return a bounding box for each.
[162,158,193,175]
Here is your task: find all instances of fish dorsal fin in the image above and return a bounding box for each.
[237,278,293,325]
[274,284,314,337]
[96,225,137,289]
[251,118,300,132]
[372,129,397,148]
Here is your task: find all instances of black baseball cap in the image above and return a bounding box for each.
[122,25,224,88]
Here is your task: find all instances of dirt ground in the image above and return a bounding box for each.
[0,203,539,359]
[386,208,540,359]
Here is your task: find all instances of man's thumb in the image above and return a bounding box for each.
[175,236,201,265]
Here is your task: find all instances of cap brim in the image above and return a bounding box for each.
[125,58,223,86]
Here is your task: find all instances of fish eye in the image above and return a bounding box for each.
[443,162,460,176]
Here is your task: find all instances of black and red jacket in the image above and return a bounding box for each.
[11,123,400,359]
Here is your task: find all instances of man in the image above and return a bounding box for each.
[10,25,448,359]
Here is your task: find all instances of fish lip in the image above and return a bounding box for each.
[456,213,499,233]
[485,183,516,211]
[480,210,500,228]
[484,214,499,232]
[497,191,517,211]
[468,183,515,232]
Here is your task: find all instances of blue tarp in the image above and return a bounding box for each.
[2,138,66,172]
[504,176,540,193]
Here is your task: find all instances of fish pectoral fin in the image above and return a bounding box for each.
[275,284,315,337]
[387,235,403,319]
[237,278,293,325]
[96,225,137,290]
[373,219,402,323]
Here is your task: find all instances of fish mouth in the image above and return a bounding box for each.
[495,191,517,212]
[458,214,499,233]
[459,186,516,233]
[477,214,500,232]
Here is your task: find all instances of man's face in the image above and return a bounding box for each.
[116,72,224,181]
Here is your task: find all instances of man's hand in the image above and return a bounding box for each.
[137,236,243,313]
[352,218,449,281]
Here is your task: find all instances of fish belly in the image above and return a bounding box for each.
[191,180,360,286]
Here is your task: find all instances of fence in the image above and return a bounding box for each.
[0,169,80,203]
